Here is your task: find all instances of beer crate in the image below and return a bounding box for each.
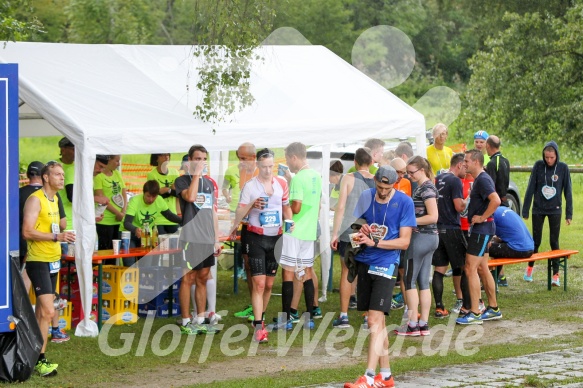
[101,265,139,299]
[101,297,138,325]
[138,266,182,295]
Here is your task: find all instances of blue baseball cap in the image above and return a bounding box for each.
[474,130,489,140]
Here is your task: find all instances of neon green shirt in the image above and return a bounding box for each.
[147,167,179,226]
[290,168,322,241]
[94,170,126,226]
[347,164,378,174]
[223,165,241,213]
[122,194,169,230]
[59,160,74,230]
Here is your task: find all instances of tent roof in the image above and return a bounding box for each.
[1,42,425,153]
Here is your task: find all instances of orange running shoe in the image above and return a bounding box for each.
[344,375,372,388]
[372,373,395,387]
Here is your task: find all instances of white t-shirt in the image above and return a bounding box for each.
[239,176,289,236]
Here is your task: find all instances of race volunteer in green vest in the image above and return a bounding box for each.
[123,180,182,266]
[94,155,127,256]
[147,153,180,234]
[57,137,75,230]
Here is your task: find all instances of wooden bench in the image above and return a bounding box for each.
[488,249,579,291]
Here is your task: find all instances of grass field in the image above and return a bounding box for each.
[15,136,583,387]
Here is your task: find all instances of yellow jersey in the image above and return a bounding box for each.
[26,189,61,262]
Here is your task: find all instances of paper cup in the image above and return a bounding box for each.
[112,239,121,254]
[95,203,107,217]
[349,233,360,248]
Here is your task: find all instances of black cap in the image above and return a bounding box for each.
[58,137,74,148]
[374,165,398,185]
[180,154,189,170]
[26,161,45,178]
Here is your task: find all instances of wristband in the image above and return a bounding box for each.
[53,233,58,242]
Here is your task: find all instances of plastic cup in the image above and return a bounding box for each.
[112,239,121,254]
[284,220,294,233]
[260,196,269,209]
[121,231,131,251]
[169,235,179,250]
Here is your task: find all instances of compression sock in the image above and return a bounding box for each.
[303,279,315,318]
[282,281,293,320]
[432,271,445,308]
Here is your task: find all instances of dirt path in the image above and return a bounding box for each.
[96,318,583,387]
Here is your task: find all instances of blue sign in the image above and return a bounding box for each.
[0,64,19,333]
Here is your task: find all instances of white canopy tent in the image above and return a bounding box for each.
[1,42,425,337]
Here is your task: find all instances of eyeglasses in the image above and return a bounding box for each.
[407,168,420,175]
[396,170,406,175]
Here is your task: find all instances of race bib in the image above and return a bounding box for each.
[51,223,60,234]
[368,264,396,279]
[112,193,125,208]
[542,185,556,200]
[194,193,212,209]
[369,223,388,240]
[49,260,61,274]
[259,210,280,228]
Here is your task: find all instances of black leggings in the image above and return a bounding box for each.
[529,213,561,274]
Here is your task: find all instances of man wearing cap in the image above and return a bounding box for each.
[456,149,501,325]
[57,137,75,231]
[22,161,76,376]
[427,123,453,176]
[344,166,415,388]
[473,130,490,165]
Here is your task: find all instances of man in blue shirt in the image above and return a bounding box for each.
[490,207,534,259]
[344,166,415,388]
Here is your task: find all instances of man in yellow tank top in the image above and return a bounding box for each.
[22,161,76,377]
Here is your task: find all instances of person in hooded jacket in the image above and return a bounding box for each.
[522,141,573,285]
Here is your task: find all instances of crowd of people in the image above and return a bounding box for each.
[19,128,573,384]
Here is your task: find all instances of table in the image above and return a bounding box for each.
[64,246,182,330]
[64,237,237,330]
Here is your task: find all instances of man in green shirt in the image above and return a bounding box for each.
[57,137,75,230]
[347,138,385,174]
[276,142,322,330]
[147,153,181,234]
[123,180,182,266]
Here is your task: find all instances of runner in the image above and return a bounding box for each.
[174,145,222,335]
[344,166,415,388]
[234,148,291,342]
[276,142,321,330]
[431,153,467,319]
[456,149,502,325]
[330,148,375,328]
[22,161,76,376]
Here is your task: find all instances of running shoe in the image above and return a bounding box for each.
[204,324,220,334]
[419,324,430,336]
[234,304,253,318]
[254,324,268,343]
[393,292,404,304]
[480,307,502,321]
[207,312,221,325]
[456,311,483,325]
[349,295,358,310]
[50,328,70,343]
[180,323,198,335]
[290,311,300,323]
[344,375,372,388]
[318,294,327,303]
[434,307,449,319]
[523,268,534,282]
[332,315,350,328]
[304,319,315,330]
[373,373,395,387]
[391,299,404,310]
[552,274,560,287]
[498,275,508,287]
[35,358,58,377]
[478,300,486,314]
[312,306,323,319]
[270,318,294,331]
[451,299,463,314]
[444,268,453,277]
[394,323,420,336]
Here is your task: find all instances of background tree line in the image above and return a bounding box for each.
[3,0,582,148]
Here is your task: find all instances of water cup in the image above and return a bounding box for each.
[112,239,121,255]
[121,231,131,251]
[349,233,360,248]
[95,203,107,217]
[67,243,75,257]
[284,219,294,233]
[65,229,76,243]
[278,163,289,177]
[260,196,269,209]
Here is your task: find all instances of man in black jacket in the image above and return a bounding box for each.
[522,141,573,285]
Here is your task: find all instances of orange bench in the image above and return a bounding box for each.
[488,249,579,291]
